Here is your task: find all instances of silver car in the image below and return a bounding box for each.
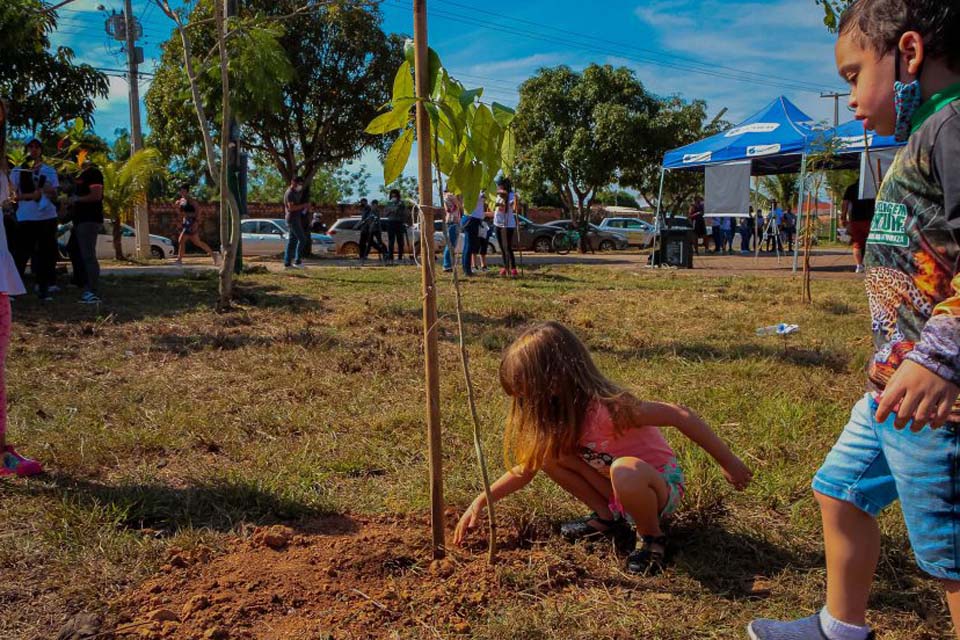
[597,217,656,247]
[239,218,335,256]
[327,217,445,256]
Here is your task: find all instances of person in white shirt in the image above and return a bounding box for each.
[11,137,60,301]
[0,100,42,476]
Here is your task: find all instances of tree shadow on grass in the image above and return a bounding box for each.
[11,472,353,536]
[149,326,339,356]
[12,276,325,327]
[593,341,851,374]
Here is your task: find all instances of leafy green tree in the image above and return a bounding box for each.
[594,189,641,209]
[366,43,517,213]
[380,175,418,202]
[98,149,167,259]
[334,165,373,201]
[0,0,108,135]
[758,174,801,209]
[815,0,852,31]
[147,0,402,196]
[619,97,729,217]
[249,159,341,204]
[512,64,658,225]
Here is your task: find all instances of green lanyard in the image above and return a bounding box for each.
[912,82,960,134]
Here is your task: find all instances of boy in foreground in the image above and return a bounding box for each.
[749,1,960,639]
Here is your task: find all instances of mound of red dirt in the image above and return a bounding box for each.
[111,514,588,640]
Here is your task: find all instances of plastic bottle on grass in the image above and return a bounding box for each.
[756,323,799,337]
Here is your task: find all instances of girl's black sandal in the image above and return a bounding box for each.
[626,534,668,575]
[560,513,636,552]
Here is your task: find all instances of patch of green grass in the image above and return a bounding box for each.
[0,264,951,638]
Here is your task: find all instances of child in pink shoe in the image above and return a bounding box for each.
[0,99,42,478]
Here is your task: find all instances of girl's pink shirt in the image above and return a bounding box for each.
[578,400,676,473]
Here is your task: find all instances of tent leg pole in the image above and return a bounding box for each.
[792,155,807,273]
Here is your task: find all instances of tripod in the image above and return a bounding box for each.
[756,214,783,262]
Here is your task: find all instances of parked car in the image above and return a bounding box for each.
[57,221,176,260]
[327,217,445,256]
[545,220,629,251]
[597,217,656,247]
[514,215,565,253]
[239,218,335,256]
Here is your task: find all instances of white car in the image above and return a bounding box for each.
[327,217,445,256]
[239,218,335,256]
[597,217,656,247]
[57,221,176,259]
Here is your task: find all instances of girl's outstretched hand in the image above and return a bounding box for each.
[453,503,482,546]
[722,456,753,491]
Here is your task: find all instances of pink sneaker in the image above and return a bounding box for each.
[510,268,519,278]
[1,445,43,477]
[499,268,507,276]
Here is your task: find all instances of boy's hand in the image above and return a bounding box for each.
[721,457,753,491]
[453,503,482,546]
[876,360,960,430]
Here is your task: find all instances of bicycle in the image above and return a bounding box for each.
[552,228,580,255]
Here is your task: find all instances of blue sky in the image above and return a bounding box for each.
[49,0,850,196]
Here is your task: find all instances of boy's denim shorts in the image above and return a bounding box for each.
[813,393,960,581]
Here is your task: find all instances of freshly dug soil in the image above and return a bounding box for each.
[110,513,601,640]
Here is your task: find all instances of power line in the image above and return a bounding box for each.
[381,0,835,95]
[432,0,831,93]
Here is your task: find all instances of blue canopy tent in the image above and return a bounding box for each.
[829,119,901,155]
[654,97,820,266]
[661,96,819,176]
[655,98,905,270]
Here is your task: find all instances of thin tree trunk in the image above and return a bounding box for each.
[113,216,123,259]
[214,0,241,309]
[433,146,497,564]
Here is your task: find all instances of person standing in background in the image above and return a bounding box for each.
[740,208,754,254]
[461,191,485,276]
[11,137,59,301]
[688,196,706,254]
[383,189,408,264]
[842,181,876,274]
[442,190,462,272]
[68,152,104,304]
[283,176,309,269]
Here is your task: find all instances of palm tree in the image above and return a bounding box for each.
[758,173,800,210]
[96,148,164,259]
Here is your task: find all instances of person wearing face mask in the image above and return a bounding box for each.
[748,2,960,639]
[283,176,310,269]
[383,189,408,263]
[11,137,59,301]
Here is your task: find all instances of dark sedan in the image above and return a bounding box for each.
[545,220,630,251]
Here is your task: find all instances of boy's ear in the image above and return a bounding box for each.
[898,31,925,78]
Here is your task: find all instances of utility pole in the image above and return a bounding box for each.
[821,91,849,241]
[413,0,444,560]
[123,0,149,257]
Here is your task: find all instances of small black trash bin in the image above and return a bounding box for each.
[650,219,695,268]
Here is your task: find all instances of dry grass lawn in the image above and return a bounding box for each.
[0,263,952,639]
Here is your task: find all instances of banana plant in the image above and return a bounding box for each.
[365,41,517,213]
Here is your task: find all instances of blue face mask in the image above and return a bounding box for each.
[894,53,924,142]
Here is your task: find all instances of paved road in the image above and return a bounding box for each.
[99,248,860,281]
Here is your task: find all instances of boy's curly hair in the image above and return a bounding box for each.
[840,0,960,72]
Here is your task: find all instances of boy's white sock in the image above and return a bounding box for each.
[819,607,872,640]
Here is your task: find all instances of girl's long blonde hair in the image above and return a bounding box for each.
[499,321,641,471]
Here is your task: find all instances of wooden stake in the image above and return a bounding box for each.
[413,0,445,559]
